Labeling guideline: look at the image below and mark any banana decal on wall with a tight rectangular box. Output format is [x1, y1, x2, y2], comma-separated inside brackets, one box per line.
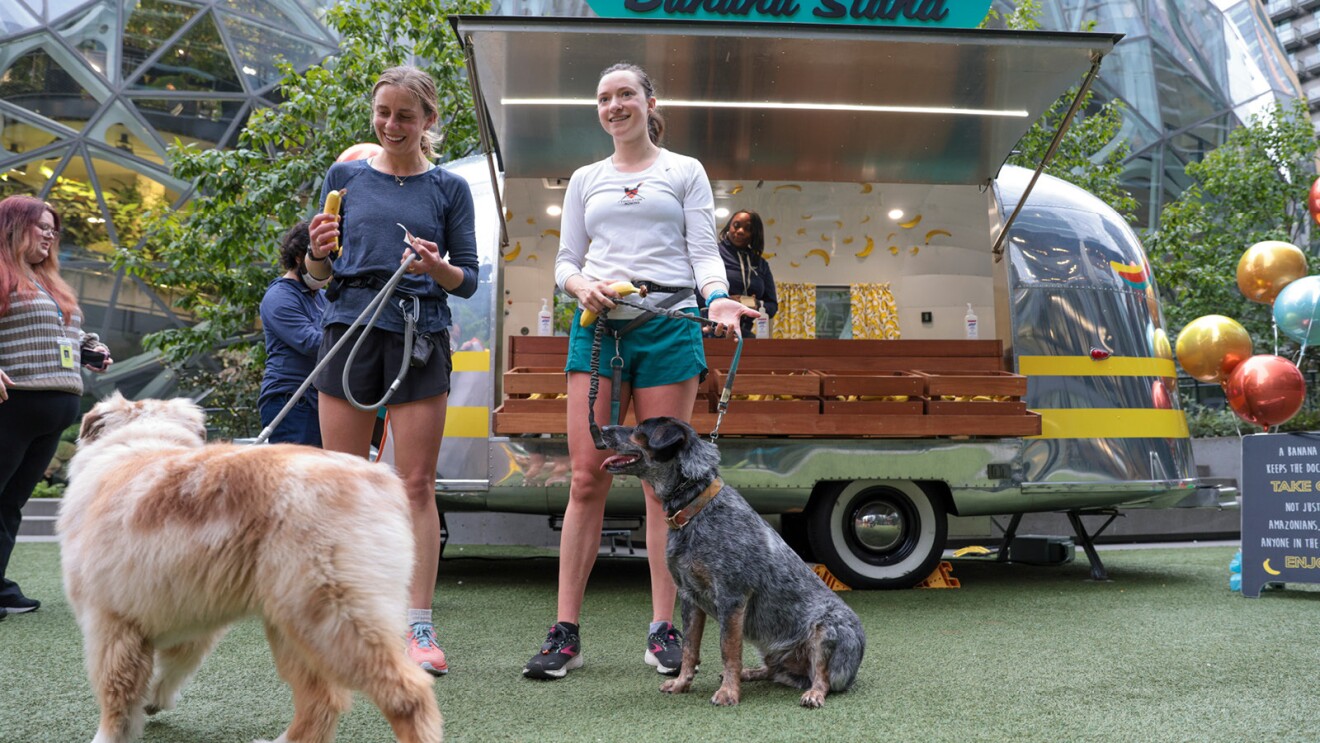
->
[775, 184, 802, 193]
[504, 241, 522, 262]
[805, 248, 831, 265]
[925, 229, 952, 244]
[898, 214, 923, 229]
[855, 236, 875, 258]
[860, 183, 873, 194]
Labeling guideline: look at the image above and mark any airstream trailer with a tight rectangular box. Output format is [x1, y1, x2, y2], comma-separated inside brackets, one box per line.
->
[420, 17, 1215, 589]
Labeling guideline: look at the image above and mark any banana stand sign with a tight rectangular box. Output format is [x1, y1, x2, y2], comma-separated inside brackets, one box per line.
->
[1241, 432, 1320, 597]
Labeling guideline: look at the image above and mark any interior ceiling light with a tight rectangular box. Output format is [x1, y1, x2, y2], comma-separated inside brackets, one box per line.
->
[546, 204, 562, 217]
[714, 207, 729, 219]
[503, 98, 1029, 118]
[888, 209, 904, 220]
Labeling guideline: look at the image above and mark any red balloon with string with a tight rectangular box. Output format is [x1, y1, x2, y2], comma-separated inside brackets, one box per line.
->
[1224, 355, 1306, 427]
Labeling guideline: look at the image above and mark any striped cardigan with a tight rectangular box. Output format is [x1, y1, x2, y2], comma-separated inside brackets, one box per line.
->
[0, 290, 87, 396]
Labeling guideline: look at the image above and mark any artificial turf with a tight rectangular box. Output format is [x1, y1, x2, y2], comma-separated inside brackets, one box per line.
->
[3, 542, 1317, 742]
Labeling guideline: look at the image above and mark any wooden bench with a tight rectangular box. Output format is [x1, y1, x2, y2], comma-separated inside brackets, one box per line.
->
[496, 337, 1040, 437]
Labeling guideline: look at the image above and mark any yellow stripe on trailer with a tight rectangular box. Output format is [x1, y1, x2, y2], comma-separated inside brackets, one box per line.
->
[1029, 408, 1189, 439]
[452, 349, 490, 372]
[443, 406, 490, 439]
[1018, 355, 1176, 377]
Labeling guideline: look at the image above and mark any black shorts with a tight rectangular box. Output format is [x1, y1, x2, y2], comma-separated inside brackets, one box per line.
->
[315, 324, 452, 405]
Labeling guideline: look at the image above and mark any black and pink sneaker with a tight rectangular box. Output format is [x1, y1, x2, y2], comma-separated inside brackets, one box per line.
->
[644, 621, 683, 676]
[523, 622, 583, 680]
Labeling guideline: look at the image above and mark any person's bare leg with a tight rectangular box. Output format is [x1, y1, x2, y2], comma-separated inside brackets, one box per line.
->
[386, 395, 448, 609]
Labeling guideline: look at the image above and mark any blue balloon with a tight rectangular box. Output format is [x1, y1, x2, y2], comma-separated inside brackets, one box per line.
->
[1273, 275, 1320, 344]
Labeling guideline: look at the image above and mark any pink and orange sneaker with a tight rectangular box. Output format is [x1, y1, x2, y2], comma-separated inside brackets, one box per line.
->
[407, 622, 448, 676]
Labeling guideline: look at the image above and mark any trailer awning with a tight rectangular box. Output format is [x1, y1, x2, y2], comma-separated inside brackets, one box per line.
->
[450, 16, 1120, 185]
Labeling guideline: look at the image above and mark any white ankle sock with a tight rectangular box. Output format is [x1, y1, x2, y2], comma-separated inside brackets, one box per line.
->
[408, 609, 433, 627]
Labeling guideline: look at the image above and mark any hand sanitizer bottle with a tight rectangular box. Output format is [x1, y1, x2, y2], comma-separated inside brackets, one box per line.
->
[754, 305, 770, 338]
[964, 304, 978, 340]
[538, 298, 553, 336]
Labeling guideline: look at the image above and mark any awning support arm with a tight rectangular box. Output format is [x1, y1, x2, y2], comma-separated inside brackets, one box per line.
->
[990, 51, 1105, 262]
[461, 32, 509, 251]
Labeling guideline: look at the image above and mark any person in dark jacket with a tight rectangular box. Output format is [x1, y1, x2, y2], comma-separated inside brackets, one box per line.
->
[709, 209, 777, 337]
[258, 221, 327, 446]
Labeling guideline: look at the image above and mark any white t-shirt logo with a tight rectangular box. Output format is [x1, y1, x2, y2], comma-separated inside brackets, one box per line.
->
[619, 181, 645, 205]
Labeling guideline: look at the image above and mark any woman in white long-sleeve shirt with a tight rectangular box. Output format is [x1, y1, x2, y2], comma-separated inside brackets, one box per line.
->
[523, 62, 759, 681]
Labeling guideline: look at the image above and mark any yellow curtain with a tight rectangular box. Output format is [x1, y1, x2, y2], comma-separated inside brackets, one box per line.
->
[774, 282, 816, 339]
[850, 282, 901, 339]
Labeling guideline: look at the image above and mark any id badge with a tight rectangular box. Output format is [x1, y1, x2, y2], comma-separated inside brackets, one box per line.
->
[58, 337, 76, 369]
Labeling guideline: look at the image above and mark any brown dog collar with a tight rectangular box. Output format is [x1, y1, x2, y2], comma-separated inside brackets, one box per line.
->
[665, 478, 722, 530]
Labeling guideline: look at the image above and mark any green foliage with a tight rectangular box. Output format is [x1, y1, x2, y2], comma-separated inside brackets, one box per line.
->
[189, 347, 266, 439]
[115, 0, 489, 371]
[29, 480, 65, 499]
[1145, 100, 1320, 351]
[1182, 403, 1262, 438]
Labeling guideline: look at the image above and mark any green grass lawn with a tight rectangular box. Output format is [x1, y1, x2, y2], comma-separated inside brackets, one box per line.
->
[3, 542, 1318, 742]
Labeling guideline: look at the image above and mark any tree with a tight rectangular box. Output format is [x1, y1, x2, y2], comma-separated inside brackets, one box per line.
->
[1144, 99, 1320, 347]
[115, 0, 488, 368]
[984, 0, 1137, 221]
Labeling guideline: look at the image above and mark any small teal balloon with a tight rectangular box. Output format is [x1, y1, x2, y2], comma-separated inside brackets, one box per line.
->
[1274, 275, 1320, 344]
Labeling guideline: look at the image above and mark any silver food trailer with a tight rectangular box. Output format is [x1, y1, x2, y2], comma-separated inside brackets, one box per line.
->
[420, 16, 1218, 588]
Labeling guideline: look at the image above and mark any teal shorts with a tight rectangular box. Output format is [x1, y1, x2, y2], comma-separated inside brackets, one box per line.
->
[566, 307, 706, 389]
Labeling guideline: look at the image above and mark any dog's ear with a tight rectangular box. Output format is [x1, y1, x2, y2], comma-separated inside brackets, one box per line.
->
[79, 391, 129, 442]
[646, 417, 691, 463]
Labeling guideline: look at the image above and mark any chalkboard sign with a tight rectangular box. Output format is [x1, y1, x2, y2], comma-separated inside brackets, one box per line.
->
[1241, 432, 1320, 598]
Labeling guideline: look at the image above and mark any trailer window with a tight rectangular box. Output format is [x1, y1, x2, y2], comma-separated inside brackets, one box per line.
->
[816, 287, 851, 339]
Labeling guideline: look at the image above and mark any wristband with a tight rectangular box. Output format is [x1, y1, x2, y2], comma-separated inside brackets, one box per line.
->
[707, 290, 731, 305]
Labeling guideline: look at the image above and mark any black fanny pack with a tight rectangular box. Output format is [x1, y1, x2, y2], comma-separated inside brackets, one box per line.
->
[325, 274, 390, 302]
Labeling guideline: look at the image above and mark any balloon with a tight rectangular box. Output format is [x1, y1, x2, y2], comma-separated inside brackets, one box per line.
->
[1236, 241, 1307, 304]
[1152, 378, 1173, 410]
[1273, 275, 1320, 345]
[1310, 176, 1320, 227]
[1175, 315, 1253, 383]
[337, 142, 382, 162]
[1224, 354, 1306, 427]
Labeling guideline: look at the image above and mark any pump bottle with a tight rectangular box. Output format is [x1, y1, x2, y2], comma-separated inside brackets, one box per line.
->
[537, 298, 553, 336]
[964, 304, 978, 340]
[754, 305, 770, 338]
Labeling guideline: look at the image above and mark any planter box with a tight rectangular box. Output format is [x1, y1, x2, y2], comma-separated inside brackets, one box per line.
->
[925, 400, 1028, 416]
[711, 369, 821, 397]
[819, 370, 925, 399]
[917, 370, 1028, 399]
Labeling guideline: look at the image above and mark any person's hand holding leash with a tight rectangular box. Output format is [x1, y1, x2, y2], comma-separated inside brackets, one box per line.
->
[400, 229, 449, 277]
[707, 295, 760, 339]
[575, 278, 630, 317]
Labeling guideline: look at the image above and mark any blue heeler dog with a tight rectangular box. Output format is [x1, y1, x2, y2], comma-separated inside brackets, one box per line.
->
[600, 417, 865, 708]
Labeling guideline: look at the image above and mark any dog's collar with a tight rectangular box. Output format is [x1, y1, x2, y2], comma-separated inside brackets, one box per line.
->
[665, 478, 722, 530]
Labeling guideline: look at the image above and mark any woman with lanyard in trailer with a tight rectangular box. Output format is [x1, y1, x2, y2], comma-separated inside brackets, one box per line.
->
[306, 66, 478, 676]
[0, 195, 112, 617]
[522, 62, 760, 681]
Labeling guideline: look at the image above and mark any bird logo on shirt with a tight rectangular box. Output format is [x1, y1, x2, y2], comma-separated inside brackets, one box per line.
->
[619, 181, 645, 205]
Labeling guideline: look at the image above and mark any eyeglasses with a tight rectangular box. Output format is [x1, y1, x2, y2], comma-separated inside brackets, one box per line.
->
[37, 226, 60, 238]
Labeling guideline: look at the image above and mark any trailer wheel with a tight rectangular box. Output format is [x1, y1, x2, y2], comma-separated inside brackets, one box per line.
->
[807, 480, 947, 590]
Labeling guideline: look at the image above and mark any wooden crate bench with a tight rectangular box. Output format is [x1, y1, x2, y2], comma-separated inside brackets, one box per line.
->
[495, 336, 1039, 437]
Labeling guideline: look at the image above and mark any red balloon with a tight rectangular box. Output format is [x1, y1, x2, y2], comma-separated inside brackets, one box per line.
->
[1224, 355, 1306, 427]
[337, 142, 382, 163]
[1152, 378, 1173, 410]
[1310, 176, 1320, 227]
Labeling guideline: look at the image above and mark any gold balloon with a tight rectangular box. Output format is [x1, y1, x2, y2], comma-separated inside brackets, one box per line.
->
[1175, 315, 1253, 383]
[1237, 241, 1307, 304]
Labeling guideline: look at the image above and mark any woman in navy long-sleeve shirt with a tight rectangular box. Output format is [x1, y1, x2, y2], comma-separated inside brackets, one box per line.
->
[258, 221, 326, 446]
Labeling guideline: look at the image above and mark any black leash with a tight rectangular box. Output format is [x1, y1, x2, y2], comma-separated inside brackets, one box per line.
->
[586, 289, 744, 449]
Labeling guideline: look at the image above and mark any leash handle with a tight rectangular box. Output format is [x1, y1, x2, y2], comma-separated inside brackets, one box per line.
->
[587, 313, 608, 449]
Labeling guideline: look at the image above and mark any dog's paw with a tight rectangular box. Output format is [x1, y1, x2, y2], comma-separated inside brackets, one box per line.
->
[800, 690, 826, 708]
[660, 678, 691, 694]
[710, 686, 740, 706]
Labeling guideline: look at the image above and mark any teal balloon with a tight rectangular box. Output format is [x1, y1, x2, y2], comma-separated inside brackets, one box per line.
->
[1274, 275, 1320, 344]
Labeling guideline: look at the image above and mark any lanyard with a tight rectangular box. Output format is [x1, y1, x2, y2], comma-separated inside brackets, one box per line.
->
[32, 280, 63, 325]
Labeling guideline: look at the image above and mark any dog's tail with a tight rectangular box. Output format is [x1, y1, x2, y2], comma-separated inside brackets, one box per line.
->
[828, 618, 866, 692]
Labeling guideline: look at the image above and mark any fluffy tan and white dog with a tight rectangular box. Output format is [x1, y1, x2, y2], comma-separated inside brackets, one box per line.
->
[59, 393, 442, 743]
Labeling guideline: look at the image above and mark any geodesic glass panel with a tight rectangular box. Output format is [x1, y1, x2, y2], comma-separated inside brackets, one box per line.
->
[131, 96, 243, 149]
[0, 46, 100, 132]
[48, 0, 100, 23]
[88, 151, 181, 251]
[218, 12, 325, 92]
[1152, 45, 1227, 135]
[44, 150, 114, 257]
[95, 97, 165, 165]
[0, 151, 55, 200]
[121, 0, 199, 85]
[132, 10, 241, 92]
[0, 3, 39, 36]
[0, 108, 65, 163]
[221, 0, 328, 40]
[54, 0, 121, 84]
